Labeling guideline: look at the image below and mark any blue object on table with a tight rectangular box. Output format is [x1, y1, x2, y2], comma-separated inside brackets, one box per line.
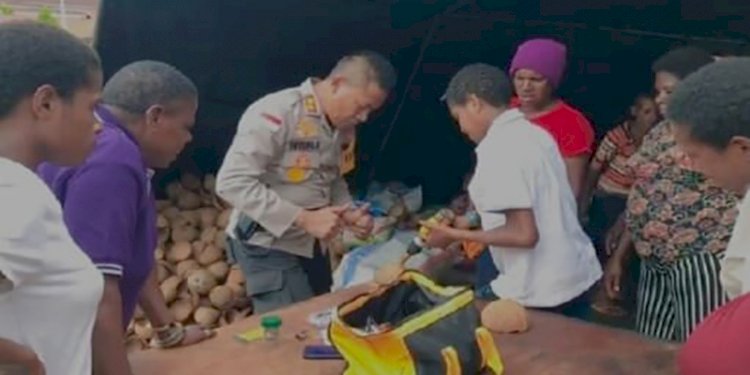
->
[303, 345, 343, 360]
[353, 200, 386, 217]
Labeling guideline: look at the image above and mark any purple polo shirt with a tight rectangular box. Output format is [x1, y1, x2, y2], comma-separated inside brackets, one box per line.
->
[38, 105, 157, 329]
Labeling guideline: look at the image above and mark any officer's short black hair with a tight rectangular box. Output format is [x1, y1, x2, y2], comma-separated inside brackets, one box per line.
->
[0, 21, 100, 120]
[442, 63, 512, 108]
[102, 60, 197, 115]
[652, 46, 715, 79]
[333, 50, 397, 92]
[668, 57, 750, 149]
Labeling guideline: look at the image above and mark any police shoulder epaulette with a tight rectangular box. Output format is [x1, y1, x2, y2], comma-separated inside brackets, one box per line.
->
[303, 94, 321, 117]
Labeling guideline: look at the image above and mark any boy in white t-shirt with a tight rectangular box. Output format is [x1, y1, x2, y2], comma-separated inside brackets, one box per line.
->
[0, 22, 103, 375]
[424, 63, 601, 319]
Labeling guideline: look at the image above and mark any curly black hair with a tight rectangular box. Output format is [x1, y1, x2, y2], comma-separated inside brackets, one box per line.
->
[0, 21, 100, 119]
[668, 57, 750, 149]
[442, 63, 512, 107]
[652, 46, 714, 80]
[102, 60, 197, 115]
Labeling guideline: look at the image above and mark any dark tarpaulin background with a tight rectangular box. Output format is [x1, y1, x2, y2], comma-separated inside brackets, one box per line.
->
[94, 0, 749, 204]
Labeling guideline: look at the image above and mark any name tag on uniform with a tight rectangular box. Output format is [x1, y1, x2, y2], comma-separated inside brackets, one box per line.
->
[288, 140, 320, 152]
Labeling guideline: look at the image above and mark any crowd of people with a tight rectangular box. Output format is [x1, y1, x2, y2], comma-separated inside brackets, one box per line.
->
[0, 19, 748, 375]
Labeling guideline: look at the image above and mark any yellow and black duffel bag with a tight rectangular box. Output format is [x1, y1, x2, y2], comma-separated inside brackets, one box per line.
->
[329, 271, 504, 375]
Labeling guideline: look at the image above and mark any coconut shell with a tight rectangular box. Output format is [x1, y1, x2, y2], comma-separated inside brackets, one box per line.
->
[374, 263, 403, 285]
[177, 191, 202, 210]
[194, 306, 221, 326]
[167, 242, 193, 263]
[166, 182, 183, 202]
[160, 276, 182, 303]
[203, 174, 216, 192]
[212, 195, 229, 210]
[133, 320, 153, 341]
[207, 261, 230, 281]
[180, 173, 202, 192]
[198, 297, 213, 308]
[154, 247, 165, 261]
[213, 231, 227, 250]
[217, 209, 232, 228]
[201, 193, 214, 207]
[176, 259, 201, 278]
[200, 227, 218, 244]
[227, 283, 246, 299]
[226, 266, 245, 286]
[180, 210, 201, 226]
[209, 285, 234, 310]
[156, 262, 171, 283]
[155, 200, 171, 212]
[158, 228, 170, 247]
[199, 208, 219, 229]
[163, 206, 181, 221]
[157, 215, 169, 229]
[171, 225, 198, 243]
[197, 245, 223, 266]
[481, 299, 530, 334]
[188, 241, 202, 257]
[187, 269, 218, 295]
[170, 298, 194, 323]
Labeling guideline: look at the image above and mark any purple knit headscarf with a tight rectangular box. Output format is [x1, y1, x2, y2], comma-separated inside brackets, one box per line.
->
[509, 38, 568, 89]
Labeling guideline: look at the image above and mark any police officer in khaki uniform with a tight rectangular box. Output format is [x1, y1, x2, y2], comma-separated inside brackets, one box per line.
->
[216, 51, 396, 313]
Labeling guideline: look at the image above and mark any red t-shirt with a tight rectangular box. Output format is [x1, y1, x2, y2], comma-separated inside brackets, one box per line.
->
[678, 293, 750, 375]
[511, 98, 595, 158]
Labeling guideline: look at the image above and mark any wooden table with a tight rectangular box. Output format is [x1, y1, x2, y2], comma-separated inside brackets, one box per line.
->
[130, 285, 679, 374]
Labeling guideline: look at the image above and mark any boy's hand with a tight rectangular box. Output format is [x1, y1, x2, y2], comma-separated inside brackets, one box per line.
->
[421, 221, 459, 248]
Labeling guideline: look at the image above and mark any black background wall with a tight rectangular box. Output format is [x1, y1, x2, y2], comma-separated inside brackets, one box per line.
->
[94, 0, 750, 203]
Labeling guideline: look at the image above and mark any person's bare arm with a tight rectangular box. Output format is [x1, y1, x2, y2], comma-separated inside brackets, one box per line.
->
[564, 155, 589, 202]
[603, 226, 634, 299]
[578, 163, 603, 218]
[426, 209, 538, 249]
[138, 268, 173, 328]
[92, 276, 132, 375]
[0, 338, 45, 375]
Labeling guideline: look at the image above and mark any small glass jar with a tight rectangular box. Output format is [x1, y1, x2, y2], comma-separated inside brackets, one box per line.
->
[261, 315, 282, 341]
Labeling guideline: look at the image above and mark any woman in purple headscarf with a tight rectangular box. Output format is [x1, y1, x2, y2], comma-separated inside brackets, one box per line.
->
[509, 38, 596, 201]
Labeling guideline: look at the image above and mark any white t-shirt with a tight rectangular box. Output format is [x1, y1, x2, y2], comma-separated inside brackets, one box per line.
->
[469, 109, 602, 307]
[720, 190, 750, 299]
[0, 157, 103, 375]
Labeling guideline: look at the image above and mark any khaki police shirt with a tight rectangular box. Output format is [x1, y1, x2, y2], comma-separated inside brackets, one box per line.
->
[216, 78, 352, 258]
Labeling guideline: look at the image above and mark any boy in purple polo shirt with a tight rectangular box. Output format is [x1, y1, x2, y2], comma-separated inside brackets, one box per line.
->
[38, 61, 212, 375]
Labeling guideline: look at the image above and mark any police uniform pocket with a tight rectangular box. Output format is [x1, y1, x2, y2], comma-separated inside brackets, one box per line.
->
[282, 142, 321, 184]
[245, 269, 284, 295]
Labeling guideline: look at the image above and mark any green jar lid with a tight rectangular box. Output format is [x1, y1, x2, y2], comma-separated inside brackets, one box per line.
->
[261, 315, 282, 329]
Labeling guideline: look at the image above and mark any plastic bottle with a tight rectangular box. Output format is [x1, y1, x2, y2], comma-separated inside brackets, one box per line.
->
[406, 208, 456, 255]
[261, 315, 282, 341]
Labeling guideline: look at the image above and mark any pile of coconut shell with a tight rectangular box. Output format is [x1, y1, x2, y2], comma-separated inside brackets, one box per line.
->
[126, 174, 251, 351]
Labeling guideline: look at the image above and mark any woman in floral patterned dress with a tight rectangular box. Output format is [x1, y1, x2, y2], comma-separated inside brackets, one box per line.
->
[602, 47, 738, 342]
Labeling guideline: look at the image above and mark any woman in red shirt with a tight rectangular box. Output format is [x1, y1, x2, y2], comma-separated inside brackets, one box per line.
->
[509, 38, 596, 200]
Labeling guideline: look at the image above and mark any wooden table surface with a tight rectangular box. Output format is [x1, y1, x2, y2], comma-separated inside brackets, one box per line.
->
[130, 285, 679, 375]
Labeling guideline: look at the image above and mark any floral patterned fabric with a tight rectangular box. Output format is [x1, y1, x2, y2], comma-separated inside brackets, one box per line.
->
[626, 121, 739, 264]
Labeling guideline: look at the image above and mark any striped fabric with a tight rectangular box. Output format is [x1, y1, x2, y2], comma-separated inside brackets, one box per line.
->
[592, 124, 638, 196]
[635, 252, 727, 342]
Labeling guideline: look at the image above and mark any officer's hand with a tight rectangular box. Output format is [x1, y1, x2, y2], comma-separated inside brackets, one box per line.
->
[343, 204, 374, 239]
[295, 207, 345, 240]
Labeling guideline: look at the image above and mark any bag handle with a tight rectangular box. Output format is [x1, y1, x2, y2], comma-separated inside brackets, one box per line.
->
[441, 346, 462, 375]
[476, 327, 505, 374]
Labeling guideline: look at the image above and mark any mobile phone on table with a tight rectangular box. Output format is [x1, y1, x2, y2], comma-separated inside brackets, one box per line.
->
[303, 345, 343, 360]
